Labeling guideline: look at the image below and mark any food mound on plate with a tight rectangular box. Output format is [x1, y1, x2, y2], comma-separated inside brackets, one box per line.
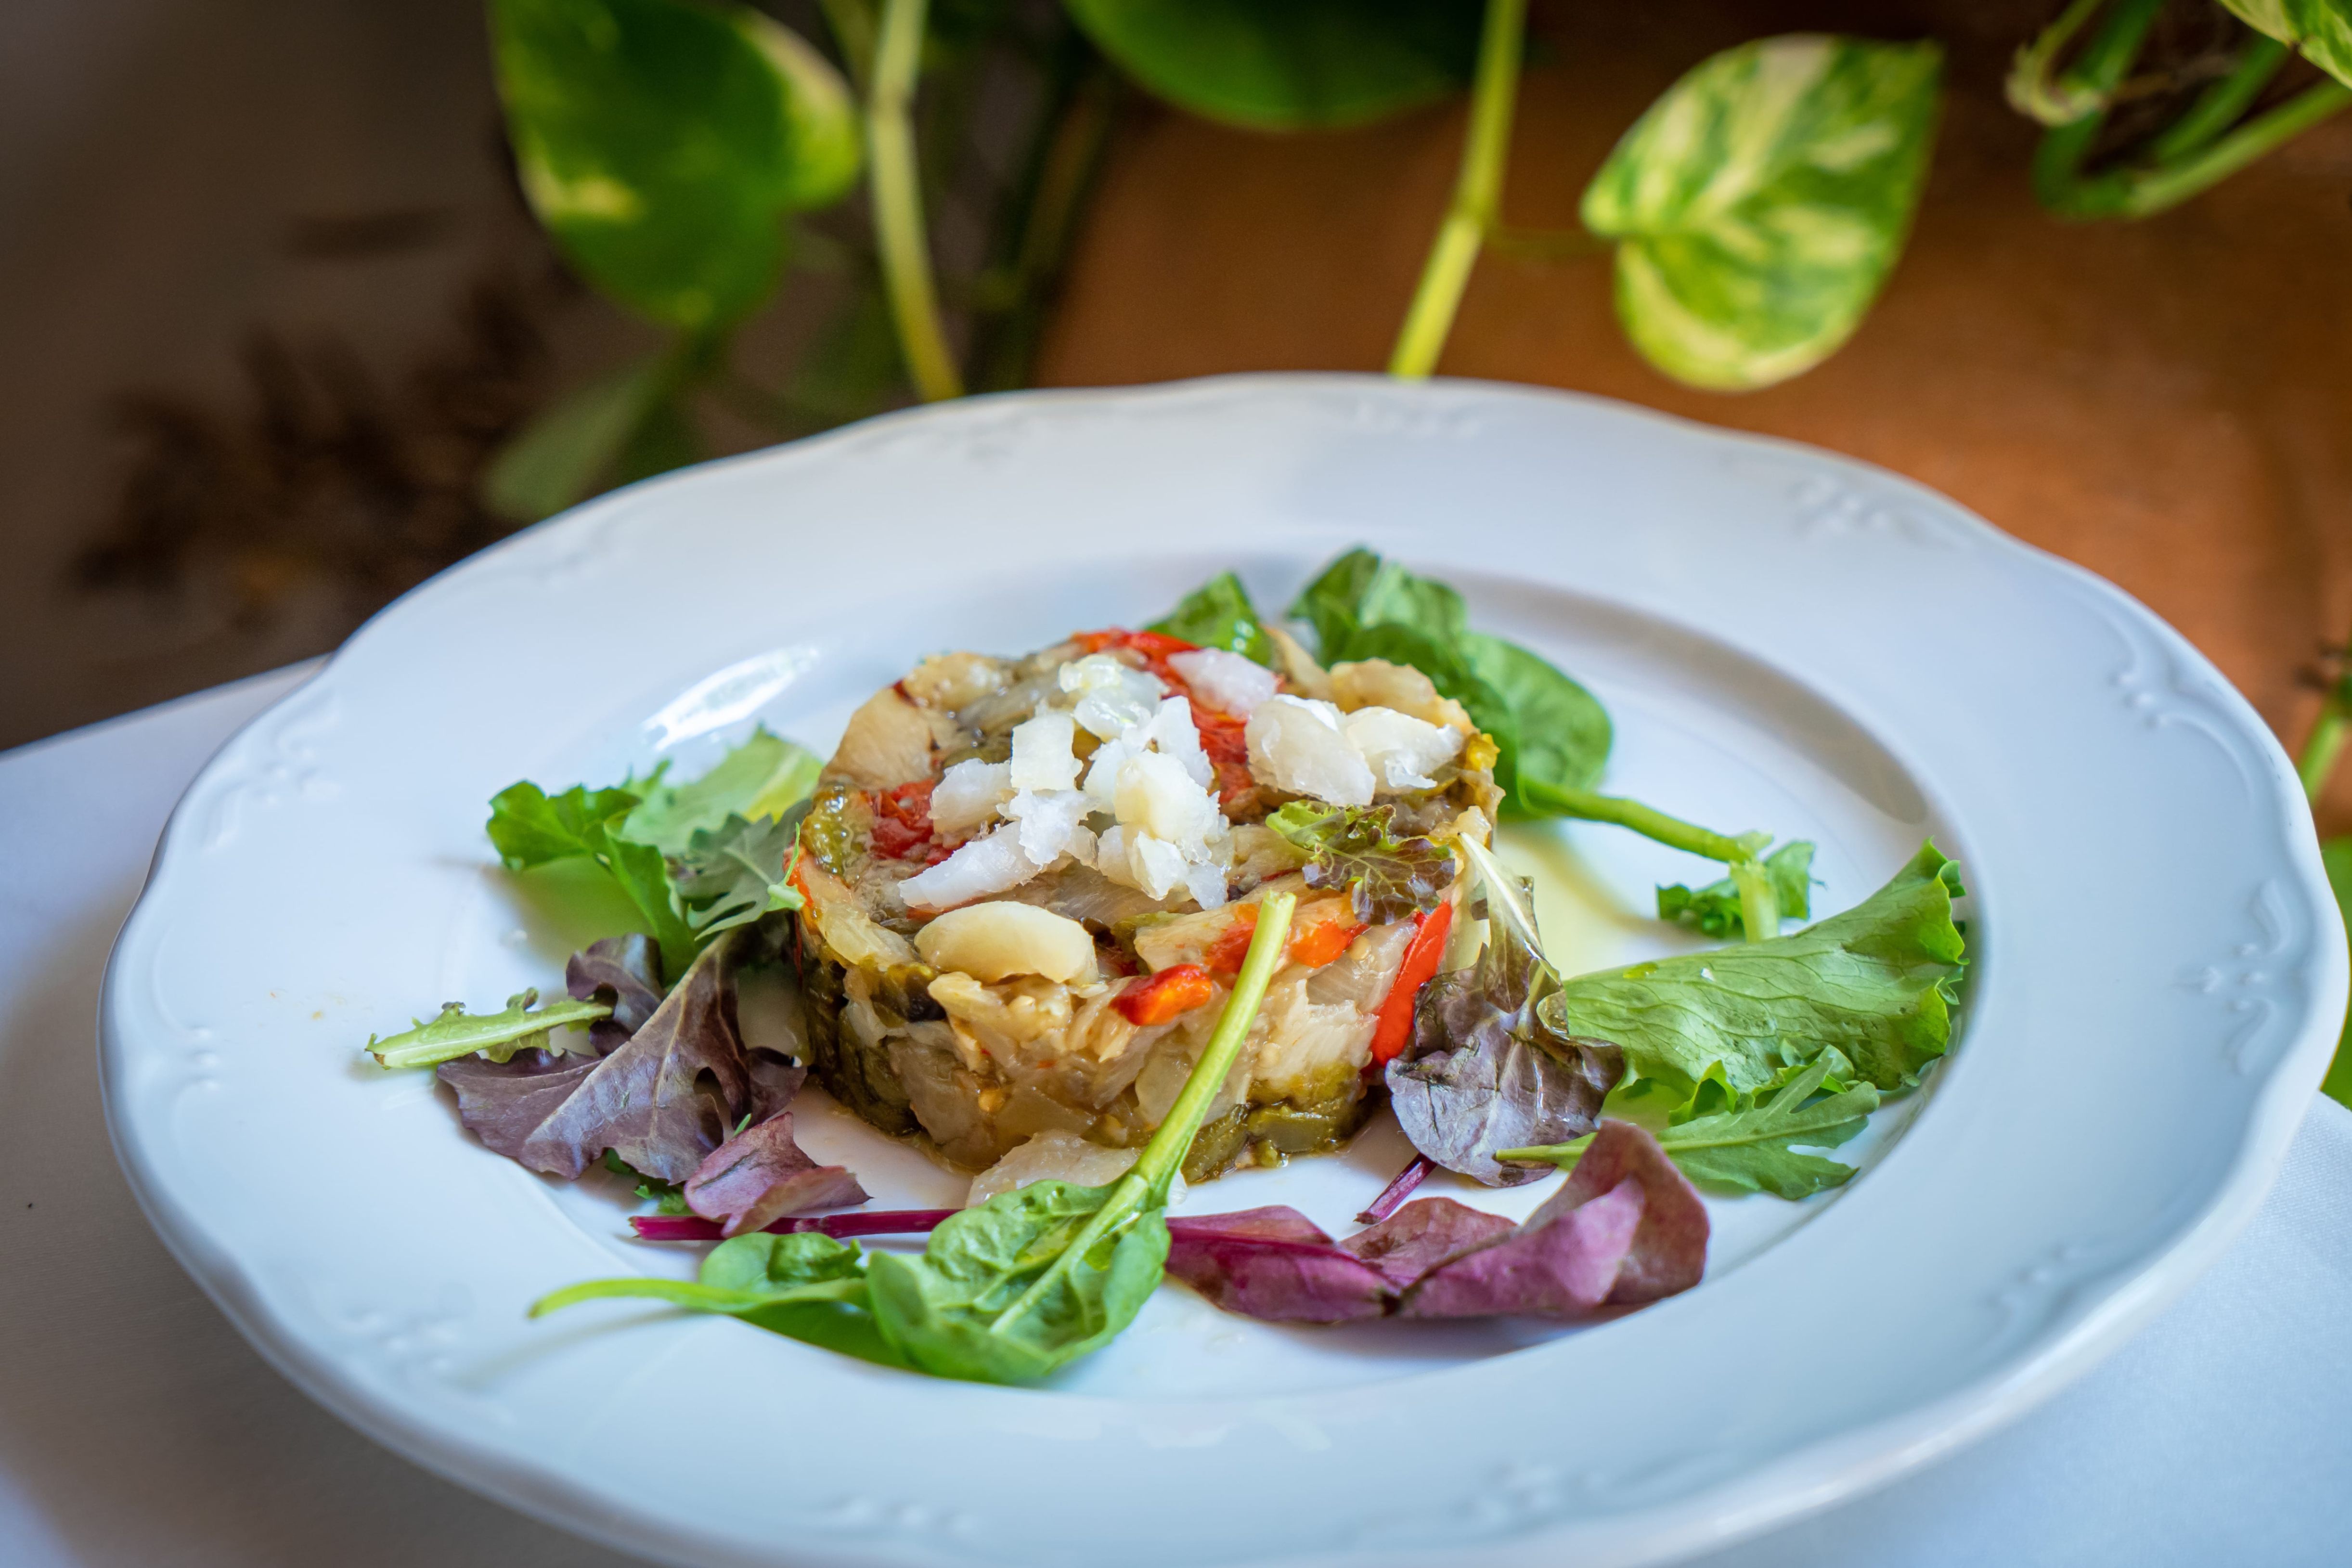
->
[790, 628, 1501, 1182]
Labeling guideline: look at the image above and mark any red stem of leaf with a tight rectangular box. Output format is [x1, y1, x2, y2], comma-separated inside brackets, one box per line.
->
[629, 1208, 958, 1242]
[1357, 1154, 1435, 1224]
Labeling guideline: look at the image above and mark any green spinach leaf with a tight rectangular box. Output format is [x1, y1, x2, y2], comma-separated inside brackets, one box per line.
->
[1063, 0, 1479, 131]
[1265, 801, 1459, 923]
[1149, 571, 1274, 664]
[1581, 35, 1942, 390]
[1460, 630, 1611, 803]
[1659, 840, 1817, 937]
[863, 890, 1299, 1383]
[1546, 842, 1964, 1102]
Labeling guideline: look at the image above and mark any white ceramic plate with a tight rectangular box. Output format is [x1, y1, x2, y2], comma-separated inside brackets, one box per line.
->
[101, 375, 2342, 1568]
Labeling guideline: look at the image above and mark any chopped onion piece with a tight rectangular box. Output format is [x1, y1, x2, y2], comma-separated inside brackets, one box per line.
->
[1169, 648, 1278, 716]
[898, 823, 1038, 910]
[1246, 695, 1375, 806]
[1009, 710, 1081, 792]
[930, 759, 1014, 834]
[1343, 705, 1463, 792]
[1059, 654, 1163, 738]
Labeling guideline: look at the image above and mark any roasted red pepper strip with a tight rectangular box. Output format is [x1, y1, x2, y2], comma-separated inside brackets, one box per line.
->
[1368, 901, 1453, 1065]
[1115, 964, 1216, 1026]
[1203, 903, 1260, 975]
[870, 778, 950, 865]
[1288, 908, 1369, 969]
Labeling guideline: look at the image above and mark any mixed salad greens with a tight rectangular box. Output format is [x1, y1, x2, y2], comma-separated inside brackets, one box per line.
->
[366, 546, 1967, 1383]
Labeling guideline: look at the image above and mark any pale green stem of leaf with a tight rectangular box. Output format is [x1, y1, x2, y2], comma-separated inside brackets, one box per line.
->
[2301, 690, 2351, 803]
[868, 0, 964, 402]
[1729, 858, 1780, 943]
[1518, 778, 1770, 866]
[818, 0, 878, 89]
[367, 996, 611, 1071]
[2005, 0, 2117, 125]
[529, 1274, 866, 1319]
[984, 892, 1297, 1337]
[2087, 78, 2352, 217]
[2145, 34, 2289, 161]
[1387, 0, 1527, 378]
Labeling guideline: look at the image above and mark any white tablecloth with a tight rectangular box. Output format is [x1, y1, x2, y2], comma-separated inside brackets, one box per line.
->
[2, 666, 2346, 1567]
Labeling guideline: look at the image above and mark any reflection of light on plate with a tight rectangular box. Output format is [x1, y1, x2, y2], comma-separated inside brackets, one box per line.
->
[1491, 820, 1664, 977]
[641, 646, 820, 749]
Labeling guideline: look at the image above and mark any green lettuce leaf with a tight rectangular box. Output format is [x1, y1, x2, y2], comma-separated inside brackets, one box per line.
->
[1149, 571, 1274, 664]
[1266, 800, 1459, 924]
[1658, 840, 1817, 937]
[487, 780, 700, 977]
[1503, 1053, 1878, 1199]
[623, 726, 820, 855]
[1546, 842, 1965, 1102]
[366, 988, 611, 1071]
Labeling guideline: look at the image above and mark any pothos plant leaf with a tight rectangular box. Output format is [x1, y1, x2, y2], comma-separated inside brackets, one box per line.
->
[1387, 835, 1624, 1186]
[482, 353, 672, 523]
[1658, 840, 1816, 937]
[1265, 801, 1459, 924]
[1063, 0, 1481, 131]
[1581, 34, 1943, 391]
[1148, 571, 1275, 665]
[1546, 842, 1965, 1105]
[2223, 1, 2352, 89]
[489, 0, 860, 332]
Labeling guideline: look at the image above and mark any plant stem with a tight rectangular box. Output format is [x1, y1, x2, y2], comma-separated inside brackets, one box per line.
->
[2094, 78, 2352, 217]
[2302, 683, 2352, 803]
[2029, 0, 2168, 211]
[1386, 0, 1527, 378]
[2145, 34, 2289, 161]
[1729, 859, 1780, 943]
[1518, 778, 1769, 865]
[988, 892, 1295, 1335]
[868, 0, 963, 402]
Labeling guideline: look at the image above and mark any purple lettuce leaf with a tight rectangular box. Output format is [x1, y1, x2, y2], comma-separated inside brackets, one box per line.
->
[1164, 1123, 1706, 1326]
[441, 930, 777, 1182]
[1387, 858, 1623, 1186]
[1399, 1121, 1707, 1319]
[1162, 1207, 1394, 1324]
[683, 1111, 869, 1238]
[565, 933, 663, 1053]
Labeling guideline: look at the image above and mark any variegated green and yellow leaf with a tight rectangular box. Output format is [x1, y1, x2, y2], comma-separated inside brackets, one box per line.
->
[490, 0, 860, 332]
[1581, 35, 1942, 392]
[2222, 0, 2352, 89]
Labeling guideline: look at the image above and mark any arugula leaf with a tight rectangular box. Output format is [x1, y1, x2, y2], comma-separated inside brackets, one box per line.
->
[1658, 841, 1817, 937]
[1148, 571, 1274, 664]
[1265, 801, 1458, 924]
[487, 780, 699, 977]
[366, 989, 610, 1071]
[1545, 842, 1965, 1103]
[623, 726, 820, 855]
[864, 891, 1300, 1383]
[1503, 1055, 1879, 1199]
[603, 1149, 692, 1214]
[1387, 836, 1623, 1185]
[673, 812, 805, 936]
